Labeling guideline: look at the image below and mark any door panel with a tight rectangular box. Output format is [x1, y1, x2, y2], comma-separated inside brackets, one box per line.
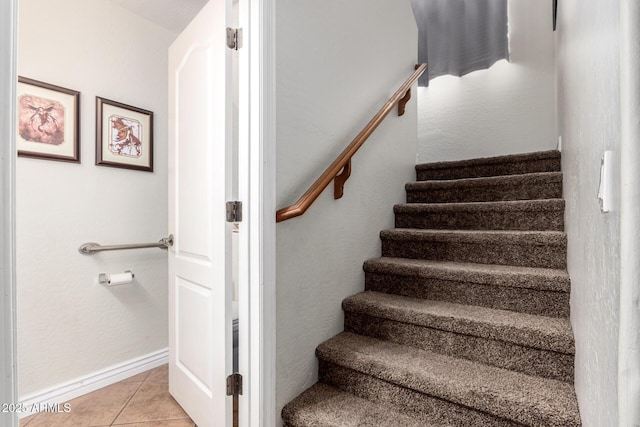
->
[175, 44, 212, 260]
[168, 0, 232, 425]
[176, 276, 212, 391]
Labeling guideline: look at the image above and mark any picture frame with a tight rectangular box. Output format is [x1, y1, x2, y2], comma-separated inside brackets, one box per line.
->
[16, 77, 80, 163]
[96, 97, 154, 172]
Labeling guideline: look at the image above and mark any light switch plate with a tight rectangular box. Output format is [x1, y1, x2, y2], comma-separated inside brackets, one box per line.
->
[598, 150, 614, 213]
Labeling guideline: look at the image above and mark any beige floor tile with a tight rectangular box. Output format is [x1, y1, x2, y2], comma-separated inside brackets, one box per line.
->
[20, 364, 194, 427]
[19, 413, 38, 426]
[27, 381, 141, 427]
[112, 419, 195, 426]
[121, 370, 152, 383]
[143, 365, 168, 385]
[112, 381, 188, 424]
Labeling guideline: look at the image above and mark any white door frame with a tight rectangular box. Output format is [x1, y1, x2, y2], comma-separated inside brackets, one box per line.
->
[1, 0, 18, 426]
[618, 0, 640, 425]
[0, 0, 276, 425]
[237, 0, 276, 425]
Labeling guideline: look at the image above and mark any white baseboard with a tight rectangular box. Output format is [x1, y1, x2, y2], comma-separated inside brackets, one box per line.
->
[17, 348, 168, 418]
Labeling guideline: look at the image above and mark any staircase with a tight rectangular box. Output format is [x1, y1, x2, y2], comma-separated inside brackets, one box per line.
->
[282, 150, 581, 426]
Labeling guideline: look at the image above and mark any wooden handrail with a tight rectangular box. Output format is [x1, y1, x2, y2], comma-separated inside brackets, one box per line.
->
[276, 63, 427, 223]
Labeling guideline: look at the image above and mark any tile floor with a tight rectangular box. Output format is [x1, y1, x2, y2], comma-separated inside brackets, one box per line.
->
[19, 364, 195, 427]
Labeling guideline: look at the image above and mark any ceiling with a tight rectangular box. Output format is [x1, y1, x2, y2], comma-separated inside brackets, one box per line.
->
[110, 0, 209, 33]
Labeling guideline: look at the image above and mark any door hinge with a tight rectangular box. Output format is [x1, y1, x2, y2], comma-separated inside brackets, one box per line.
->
[226, 373, 243, 396]
[226, 201, 243, 222]
[226, 27, 243, 50]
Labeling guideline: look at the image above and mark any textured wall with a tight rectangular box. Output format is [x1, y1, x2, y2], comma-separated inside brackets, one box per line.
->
[416, 0, 557, 163]
[17, 0, 175, 397]
[275, 0, 417, 424]
[556, 0, 621, 425]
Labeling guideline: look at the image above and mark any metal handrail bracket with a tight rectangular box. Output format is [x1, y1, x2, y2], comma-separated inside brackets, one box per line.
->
[275, 64, 427, 223]
[78, 234, 174, 255]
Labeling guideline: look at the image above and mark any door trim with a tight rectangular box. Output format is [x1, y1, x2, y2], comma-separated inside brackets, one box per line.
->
[0, 0, 18, 426]
[619, 0, 640, 424]
[238, 0, 276, 425]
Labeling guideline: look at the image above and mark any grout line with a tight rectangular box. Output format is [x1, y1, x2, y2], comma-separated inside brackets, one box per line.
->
[111, 417, 194, 426]
[108, 379, 147, 427]
[110, 422, 195, 427]
[19, 413, 37, 427]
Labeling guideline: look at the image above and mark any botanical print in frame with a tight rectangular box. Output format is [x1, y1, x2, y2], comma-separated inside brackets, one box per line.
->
[16, 77, 80, 163]
[96, 97, 154, 172]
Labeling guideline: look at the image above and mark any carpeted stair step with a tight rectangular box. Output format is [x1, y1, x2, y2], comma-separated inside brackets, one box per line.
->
[416, 150, 561, 181]
[343, 291, 574, 382]
[406, 172, 562, 203]
[281, 383, 426, 427]
[364, 257, 570, 317]
[317, 332, 581, 427]
[282, 150, 580, 426]
[394, 199, 564, 231]
[381, 229, 567, 269]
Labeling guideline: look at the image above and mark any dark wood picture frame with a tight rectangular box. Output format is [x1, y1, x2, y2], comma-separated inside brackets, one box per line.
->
[16, 77, 81, 163]
[96, 97, 154, 172]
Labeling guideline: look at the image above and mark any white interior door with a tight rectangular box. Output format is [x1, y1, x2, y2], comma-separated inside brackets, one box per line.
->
[168, 0, 233, 425]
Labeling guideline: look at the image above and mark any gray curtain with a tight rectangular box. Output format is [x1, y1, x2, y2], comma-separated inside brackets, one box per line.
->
[410, 0, 509, 86]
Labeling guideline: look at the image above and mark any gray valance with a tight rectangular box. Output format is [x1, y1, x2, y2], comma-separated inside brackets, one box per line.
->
[410, 0, 509, 86]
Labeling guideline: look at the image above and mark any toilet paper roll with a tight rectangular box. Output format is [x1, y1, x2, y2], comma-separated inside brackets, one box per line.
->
[107, 272, 133, 286]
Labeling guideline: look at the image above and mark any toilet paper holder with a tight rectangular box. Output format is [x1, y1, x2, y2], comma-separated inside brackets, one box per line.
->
[99, 270, 135, 286]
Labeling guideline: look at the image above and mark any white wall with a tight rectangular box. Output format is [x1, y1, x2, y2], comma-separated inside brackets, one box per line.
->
[417, 0, 556, 163]
[556, 0, 621, 425]
[17, 0, 175, 397]
[275, 0, 417, 423]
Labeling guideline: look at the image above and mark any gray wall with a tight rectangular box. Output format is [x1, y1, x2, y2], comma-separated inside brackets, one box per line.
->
[275, 0, 418, 424]
[556, 0, 621, 424]
[417, 0, 557, 163]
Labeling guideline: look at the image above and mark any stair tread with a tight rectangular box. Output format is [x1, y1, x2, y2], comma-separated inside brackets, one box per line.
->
[381, 228, 566, 244]
[395, 199, 564, 213]
[282, 383, 428, 427]
[416, 150, 561, 172]
[343, 291, 574, 353]
[364, 257, 570, 292]
[406, 171, 562, 190]
[317, 332, 581, 426]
